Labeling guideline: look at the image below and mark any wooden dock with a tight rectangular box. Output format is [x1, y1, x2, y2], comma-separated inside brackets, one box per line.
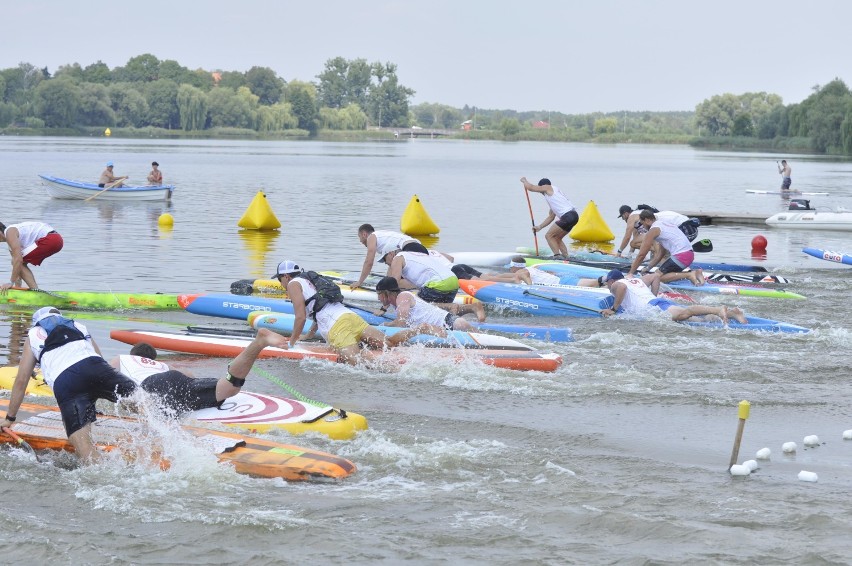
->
[681, 212, 768, 226]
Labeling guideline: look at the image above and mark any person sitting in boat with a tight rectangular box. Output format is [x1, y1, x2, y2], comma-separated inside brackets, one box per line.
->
[98, 161, 128, 188]
[600, 270, 747, 323]
[0, 220, 63, 292]
[108, 328, 287, 417]
[627, 210, 705, 286]
[274, 260, 442, 366]
[375, 276, 477, 332]
[351, 224, 428, 291]
[520, 176, 579, 259]
[381, 246, 486, 322]
[147, 161, 163, 185]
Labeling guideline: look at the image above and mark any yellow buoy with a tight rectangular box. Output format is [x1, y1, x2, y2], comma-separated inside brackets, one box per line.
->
[400, 194, 440, 236]
[238, 190, 281, 230]
[158, 213, 174, 227]
[104, 127, 111, 137]
[569, 200, 615, 242]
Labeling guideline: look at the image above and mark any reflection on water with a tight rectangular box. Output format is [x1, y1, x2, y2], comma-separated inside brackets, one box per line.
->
[238, 229, 281, 278]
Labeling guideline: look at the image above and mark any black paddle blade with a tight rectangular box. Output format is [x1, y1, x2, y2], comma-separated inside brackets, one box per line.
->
[692, 239, 713, 253]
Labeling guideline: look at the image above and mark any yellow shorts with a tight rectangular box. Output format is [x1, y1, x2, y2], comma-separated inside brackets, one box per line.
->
[327, 313, 369, 350]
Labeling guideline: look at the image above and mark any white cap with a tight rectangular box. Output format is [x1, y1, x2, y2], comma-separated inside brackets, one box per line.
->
[273, 260, 302, 277]
[377, 244, 399, 264]
[32, 306, 61, 325]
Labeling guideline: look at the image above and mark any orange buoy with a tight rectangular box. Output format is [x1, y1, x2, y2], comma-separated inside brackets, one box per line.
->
[751, 235, 767, 251]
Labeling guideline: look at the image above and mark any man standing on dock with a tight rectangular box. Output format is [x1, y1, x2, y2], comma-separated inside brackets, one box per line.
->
[778, 159, 792, 192]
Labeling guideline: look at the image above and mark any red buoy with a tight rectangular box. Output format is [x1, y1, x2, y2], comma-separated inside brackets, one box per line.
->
[751, 235, 768, 251]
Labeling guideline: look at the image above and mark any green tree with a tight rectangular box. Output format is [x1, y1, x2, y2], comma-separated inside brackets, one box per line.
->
[54, 63, 84, 82]
[316, 57, 372, 110]
[0, 102, 17, 127]
[82, 61, 111, 84]
[77, 83, 116, 126]
[1, 62, 46, 106]
[109, 84, 149, 127]
[257, 102, 298, 131]
[286, 80, 318, 132]
[217, 71, 246, 90]
[594, 117, 618, 134]
[0, 74, 6, 102]
[33, 78, 80, 127]
[367, 62, 414, 127]
[207, 86, 256, 128]
[500, 118, 521, 136]
[145, 79, 179, 128]
[245, 66, 284, 105]
[176, 83, 208, 131]
[116, 53, 161, 82]
[731, 113, 754, 137]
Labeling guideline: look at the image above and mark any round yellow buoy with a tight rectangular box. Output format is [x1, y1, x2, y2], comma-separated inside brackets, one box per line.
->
[104, 127, 112, 137]
[158, 213, 174, 227]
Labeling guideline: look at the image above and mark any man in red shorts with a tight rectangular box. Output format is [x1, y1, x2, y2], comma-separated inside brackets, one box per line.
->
[0, 220, 64, 291]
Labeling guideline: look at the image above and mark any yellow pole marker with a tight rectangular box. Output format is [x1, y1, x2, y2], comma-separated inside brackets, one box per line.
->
[728, 400, 751, 470]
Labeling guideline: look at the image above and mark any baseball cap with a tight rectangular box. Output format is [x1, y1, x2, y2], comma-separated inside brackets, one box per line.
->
[273, 260, 301, 277]
[617, 205, 633, 218]
[377, 243, 398, 264]
[604, 269, 624, 282]
[375, 276, 400, 292]
[504, 258, 527, 268]
[32, 306, 61, 325]
[106, 161, 114, 167]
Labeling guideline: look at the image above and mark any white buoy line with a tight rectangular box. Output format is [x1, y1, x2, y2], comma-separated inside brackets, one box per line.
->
[729, 430, 852, 481]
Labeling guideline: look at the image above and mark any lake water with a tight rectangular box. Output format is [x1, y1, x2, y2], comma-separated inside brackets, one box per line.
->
[1, 137, 851, 564]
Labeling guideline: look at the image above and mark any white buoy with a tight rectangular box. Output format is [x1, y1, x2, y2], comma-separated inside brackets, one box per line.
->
[743, 459, 759, 471]
[756, 447, 771, 460]
[730, 465, 751, 476]
[782, 442, 797, 453]
[842, 429, 852, 440]
[798, 470, 818, 483]
[803, 435, 820, 447]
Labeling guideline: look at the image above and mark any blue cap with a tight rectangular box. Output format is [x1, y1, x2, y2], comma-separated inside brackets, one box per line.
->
[604, 269, 624, 282]
[106, 161, 114, 167]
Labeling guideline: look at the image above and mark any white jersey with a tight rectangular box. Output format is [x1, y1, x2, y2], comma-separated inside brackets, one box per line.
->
[118, 354, 170, 385]
[399, 252, 457, 289]
[528, 267, 560, 285]
[655, 211, 689, 226]
[652, 219, 691, 255]
[614, 278, 657, 316]
[8, 222, 53, 255]
[291, 277, 351, 340]
[399, 291, 451, 327]
[543, 186, 575, 217]
[28, 319, 96, 388]
[373, 230, 419, 254]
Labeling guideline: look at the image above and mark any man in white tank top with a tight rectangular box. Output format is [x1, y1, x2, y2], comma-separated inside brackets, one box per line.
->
[601, 270, 746, 323]
[0, 220, 64, 291]
[627, 210, 705, 286]
[520, 177, 579, 259]
[374, 276, 473, 331]
[351, 223, 427, 290]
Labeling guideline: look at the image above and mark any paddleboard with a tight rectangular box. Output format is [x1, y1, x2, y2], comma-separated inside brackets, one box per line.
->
[532, 262, 805, 300]
[459, 279, 611, 317]
[110, 329, 563, 372]
[247, 311, 536, 351]
[0, 399, 355, 481]
[802, 247, 852, 266]
[518, 249, 769, 273]
[746, 190, 829, 196]
[0, 288, 181, 309]
[0, 367, 366, 440]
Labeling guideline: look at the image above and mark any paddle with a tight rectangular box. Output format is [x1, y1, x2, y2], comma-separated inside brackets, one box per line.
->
[692, 239, 713, 253]
[84, 177, 127, 202]
[523, 187, 540, 256]
[2, 426, 39, 461]
[9, 286, 67, 300]
[522, 288, 605, 315]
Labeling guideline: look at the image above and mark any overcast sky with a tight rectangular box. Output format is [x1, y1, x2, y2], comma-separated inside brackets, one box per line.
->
[2, 0, 850, 114]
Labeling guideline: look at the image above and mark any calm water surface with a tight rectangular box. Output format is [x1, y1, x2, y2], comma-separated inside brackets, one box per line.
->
[1, 137, 851, 564]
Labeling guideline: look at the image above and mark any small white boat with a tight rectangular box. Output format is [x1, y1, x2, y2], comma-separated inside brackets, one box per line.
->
[39, 174, 174, 201]
[765, 210, 852, 231]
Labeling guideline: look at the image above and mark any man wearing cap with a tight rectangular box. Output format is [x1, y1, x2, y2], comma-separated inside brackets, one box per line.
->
[601, 269, 746, 323]
[274, 260, 434, 365]
[520, 176, 578, 259]
[351, 224, 428, 290]
[147, 161, 163, 185]
[381, 247, 486, 322]
[0, 307, 139, 463]
[98, 161, 127, 188]
[627, 210, 705, 286]
[374, 276, 475, 332]
[0, 220, 64, 291]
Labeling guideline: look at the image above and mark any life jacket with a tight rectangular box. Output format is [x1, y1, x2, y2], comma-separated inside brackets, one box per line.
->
[36, 316, 86, 362]
[296, 271, 343, 319]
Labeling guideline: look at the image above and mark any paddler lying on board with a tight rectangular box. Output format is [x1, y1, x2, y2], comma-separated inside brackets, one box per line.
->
[600, 270, 747, 323]
[275, 260, 444, 366]
[107, 328, 287, 417]
[374, 276, 478, 332]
